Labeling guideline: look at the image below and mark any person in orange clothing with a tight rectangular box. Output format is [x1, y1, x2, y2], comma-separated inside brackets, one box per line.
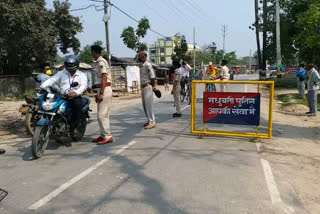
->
[206, 62, 220, 92]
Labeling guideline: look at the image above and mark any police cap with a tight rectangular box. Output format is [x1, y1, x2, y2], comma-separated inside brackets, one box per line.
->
[91, 45, 103, 54]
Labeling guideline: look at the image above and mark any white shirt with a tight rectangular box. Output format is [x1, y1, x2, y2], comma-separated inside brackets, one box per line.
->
[41, 69, 88, 95]
[181, 64, 192, 77]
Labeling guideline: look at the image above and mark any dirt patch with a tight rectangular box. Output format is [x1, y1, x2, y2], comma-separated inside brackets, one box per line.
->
[282, 103, 309, 113]
[260, 88, 320, 213]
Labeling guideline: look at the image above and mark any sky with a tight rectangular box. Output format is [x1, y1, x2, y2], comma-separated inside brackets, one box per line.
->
[46, 0, 257, 58]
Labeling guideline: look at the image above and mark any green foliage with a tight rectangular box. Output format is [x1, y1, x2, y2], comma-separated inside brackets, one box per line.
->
[0, 0, 82, 75]
[23, 88, 36, 98]
[121, 17, 150, 53]
[171, 39, 191, 66]
[79, 41, 106, 64]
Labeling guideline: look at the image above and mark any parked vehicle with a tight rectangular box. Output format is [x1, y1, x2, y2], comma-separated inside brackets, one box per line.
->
[19, 96, 41, 136]
[32, 83, 90, 159]
[269, 66, 277, 77]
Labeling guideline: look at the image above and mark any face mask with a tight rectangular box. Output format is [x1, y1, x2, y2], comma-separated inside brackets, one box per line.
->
[46, 70, 52, 76]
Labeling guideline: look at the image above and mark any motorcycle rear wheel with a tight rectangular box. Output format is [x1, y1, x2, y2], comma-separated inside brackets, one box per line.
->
[25, 112, 35, 136]
[70, 115, 87, 141]
[32, 126, 50, 159]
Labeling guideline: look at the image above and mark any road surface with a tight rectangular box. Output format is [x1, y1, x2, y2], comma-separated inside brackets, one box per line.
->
[0, 74, 306, 213]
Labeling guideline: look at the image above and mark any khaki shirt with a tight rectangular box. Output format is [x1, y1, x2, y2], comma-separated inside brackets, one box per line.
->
[96, 56, 111, 84]
[140, 61, 155, 85]
[219, 66, 229, 80]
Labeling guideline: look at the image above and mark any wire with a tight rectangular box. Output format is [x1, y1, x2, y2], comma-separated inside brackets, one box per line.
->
[183, 0, 207, 17]
[108, 2, 167, 38]
[70, 4, 103, 12]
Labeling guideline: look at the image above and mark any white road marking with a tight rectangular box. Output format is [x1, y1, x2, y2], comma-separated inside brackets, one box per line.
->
[28, 141, 137, 210]
[260, 159, 282, 204]
[181, 105, 190, 112]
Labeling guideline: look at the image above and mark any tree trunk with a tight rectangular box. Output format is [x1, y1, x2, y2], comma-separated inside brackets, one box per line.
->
[262, 0, 267, 70]
[255, 0, 262, 69]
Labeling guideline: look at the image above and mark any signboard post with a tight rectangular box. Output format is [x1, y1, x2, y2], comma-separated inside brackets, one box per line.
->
[203, 92, 261, 126]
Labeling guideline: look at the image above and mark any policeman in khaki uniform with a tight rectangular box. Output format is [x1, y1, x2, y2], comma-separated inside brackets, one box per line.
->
[91, 45, 113, 145]
[172, 62, 182, 117]
[138, 51, 157, 129]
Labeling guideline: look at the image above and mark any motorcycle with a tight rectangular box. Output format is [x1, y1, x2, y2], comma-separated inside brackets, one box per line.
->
[32, 82, 90, 159]
[19, 96, 41, 136]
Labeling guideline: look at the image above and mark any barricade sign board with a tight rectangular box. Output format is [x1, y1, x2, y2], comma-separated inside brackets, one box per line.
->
[203, 92, 261, 125]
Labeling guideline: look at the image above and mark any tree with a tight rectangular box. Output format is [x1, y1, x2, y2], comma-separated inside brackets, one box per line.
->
[78, 41, 106, 64]
[0, 0, 82, 75]
[171, 39, 191, 67]
[295, 0, 320, 65]
[206, 42, 217, 64]
[121, 17, 150, 53]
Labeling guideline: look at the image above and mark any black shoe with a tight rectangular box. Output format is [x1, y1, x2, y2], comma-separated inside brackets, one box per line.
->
[172, 113, 182, 117]
[0, 149, 6, 154]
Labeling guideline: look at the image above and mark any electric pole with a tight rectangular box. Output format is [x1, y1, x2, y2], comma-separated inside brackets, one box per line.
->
[276, 0, 281, 67]
[103, 0, 111, 66]
[222, 25, 228, 60]
[193, 27, 196, 75]
[249, 49, 252, 73]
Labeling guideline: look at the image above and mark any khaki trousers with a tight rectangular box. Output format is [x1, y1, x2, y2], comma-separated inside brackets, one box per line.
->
[97, 87, 112, 139]
[142, 85, 155, 125]
[174, 88, 182, 114]
[220, 80, 227, 92]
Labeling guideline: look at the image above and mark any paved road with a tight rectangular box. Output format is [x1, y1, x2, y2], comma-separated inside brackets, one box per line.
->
[0, 74, 305, 213]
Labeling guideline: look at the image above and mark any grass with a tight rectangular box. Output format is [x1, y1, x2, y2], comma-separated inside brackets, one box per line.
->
[277, 93, 320, 110]
[266, 77, 297, 90]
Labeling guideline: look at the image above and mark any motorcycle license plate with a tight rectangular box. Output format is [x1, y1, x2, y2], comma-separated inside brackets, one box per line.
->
[19, 107, 29, 113]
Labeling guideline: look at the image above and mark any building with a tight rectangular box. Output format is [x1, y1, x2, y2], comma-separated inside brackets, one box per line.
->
[149, 34, 200, 65]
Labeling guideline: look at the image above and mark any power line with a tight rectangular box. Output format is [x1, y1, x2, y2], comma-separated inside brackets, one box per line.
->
[183, 0, 207, 17]
[87, 0, 167, 38]
[176, 0, 205, 19]
[70, 4, 103, 12]
[161, 0, 191, 24]
[140, 0, 169, 23]
[108, 1, 167, 38]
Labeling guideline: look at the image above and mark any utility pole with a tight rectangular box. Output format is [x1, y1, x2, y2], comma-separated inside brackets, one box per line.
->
[193, 27, 196, 76]
[249, 49, 252, 73]
[275, 0, 281, 67]
[221, 25, 228, 60]
[103, 0, 111, 66]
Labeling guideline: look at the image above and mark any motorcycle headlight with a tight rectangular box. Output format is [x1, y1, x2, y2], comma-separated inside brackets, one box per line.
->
[42, 101, 55, 111]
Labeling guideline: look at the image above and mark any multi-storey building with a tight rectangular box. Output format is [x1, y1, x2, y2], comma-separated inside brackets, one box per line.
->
[149, 35, 200, 65]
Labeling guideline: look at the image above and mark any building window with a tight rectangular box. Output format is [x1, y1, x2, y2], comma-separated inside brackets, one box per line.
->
[151, 59, 155, 63]
[161, 57, 165, 62]
[160, 48, 165, 53]
[150, 49, 156, 54]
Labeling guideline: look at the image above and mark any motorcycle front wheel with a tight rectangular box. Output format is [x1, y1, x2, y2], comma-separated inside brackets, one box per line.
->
[32, 125, 50, 159]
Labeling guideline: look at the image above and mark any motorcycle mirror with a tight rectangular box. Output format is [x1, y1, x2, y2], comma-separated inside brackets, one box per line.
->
[70, 82, 79, 87]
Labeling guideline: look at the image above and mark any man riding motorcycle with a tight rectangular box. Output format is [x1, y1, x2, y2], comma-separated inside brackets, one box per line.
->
[36, 55, 88, 132]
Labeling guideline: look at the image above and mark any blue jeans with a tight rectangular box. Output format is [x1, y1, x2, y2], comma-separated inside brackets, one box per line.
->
[308, 90, 318, 114]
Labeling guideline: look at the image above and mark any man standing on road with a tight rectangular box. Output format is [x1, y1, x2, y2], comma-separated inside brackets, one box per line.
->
[139, 51, 157, 129]
[306, 64, 320, 117]
[296, 64, 306, 99]
[217, 60, 229, 92]
[172, 62, 182, 117]
[180, 61, 192, 92]
[91, 45, 113, 145]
